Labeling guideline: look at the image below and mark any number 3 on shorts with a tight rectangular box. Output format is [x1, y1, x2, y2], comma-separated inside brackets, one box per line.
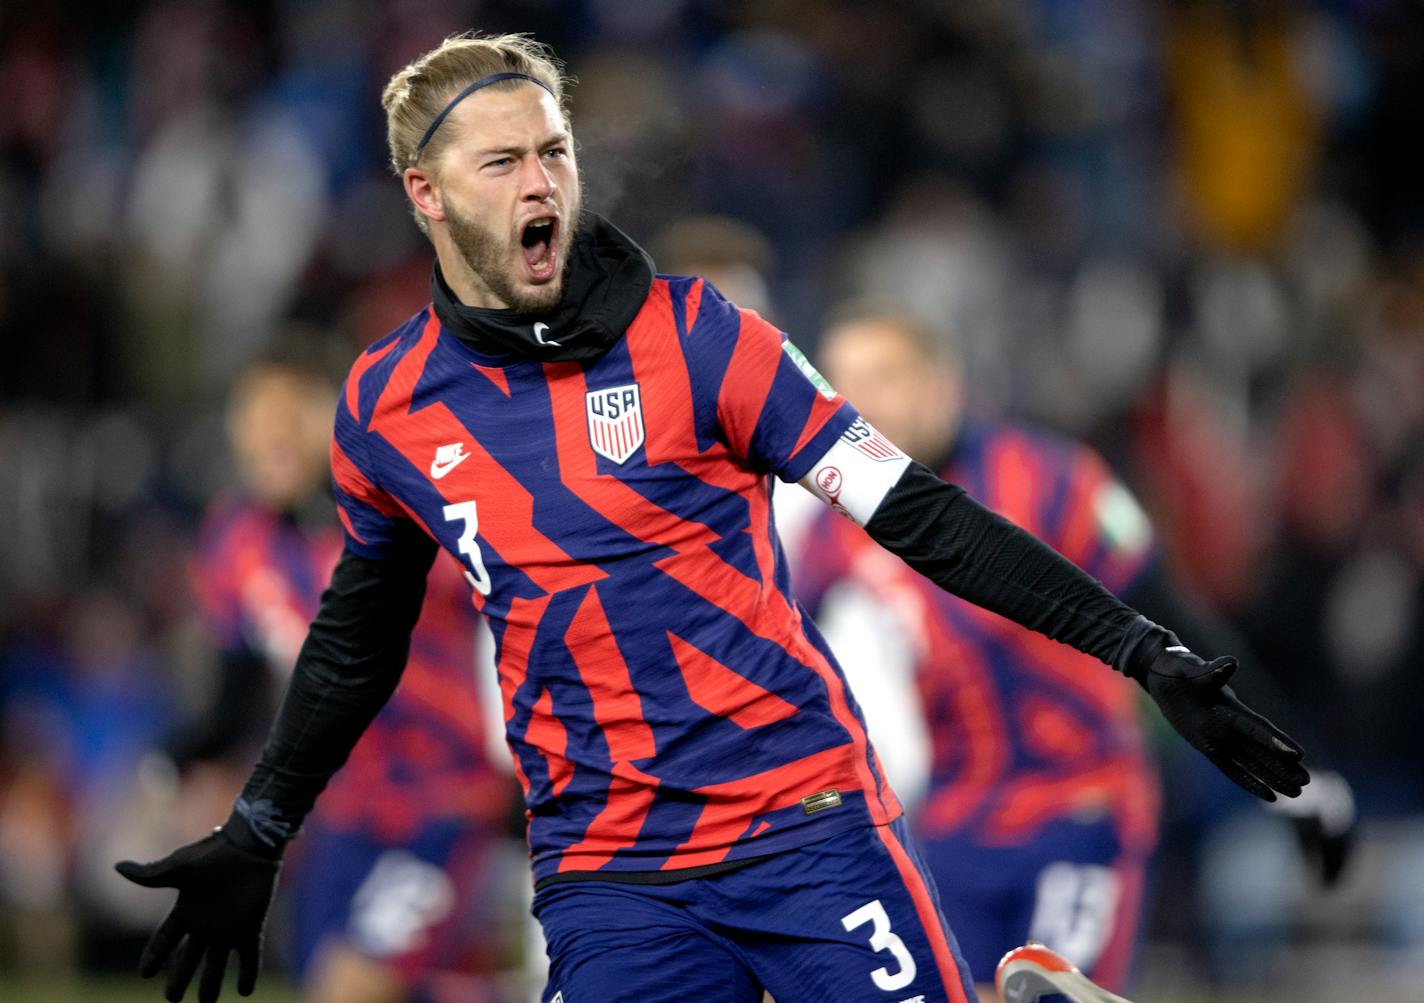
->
[841, 898, 917, 992]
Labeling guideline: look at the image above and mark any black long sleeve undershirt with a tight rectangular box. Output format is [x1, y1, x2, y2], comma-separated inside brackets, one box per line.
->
[230, 528, 437, 854]
[863, 460, 1169, 676]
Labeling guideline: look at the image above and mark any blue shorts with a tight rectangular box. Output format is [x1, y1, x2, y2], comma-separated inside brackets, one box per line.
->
[283, 818, 507, 990]
[532, 817, 977, 1003]
[920, 816, 1148, 990]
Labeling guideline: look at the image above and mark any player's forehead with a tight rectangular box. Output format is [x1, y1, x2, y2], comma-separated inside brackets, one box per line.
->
[824, 318, 927, 370]
[234, 370, 305, 411]
[230, 367, 331, 426]
[441, 84, 569, 153]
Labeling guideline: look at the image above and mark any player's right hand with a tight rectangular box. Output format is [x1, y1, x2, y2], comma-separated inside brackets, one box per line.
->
[1140, 643, 1310, 803]
[115, 824, 281, 1003]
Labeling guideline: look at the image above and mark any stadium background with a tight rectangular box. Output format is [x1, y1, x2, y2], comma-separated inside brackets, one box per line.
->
[1, 1, 1421, 1000]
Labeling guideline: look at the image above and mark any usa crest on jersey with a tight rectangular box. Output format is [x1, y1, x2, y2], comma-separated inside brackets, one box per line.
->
[585, 383, 645, 464]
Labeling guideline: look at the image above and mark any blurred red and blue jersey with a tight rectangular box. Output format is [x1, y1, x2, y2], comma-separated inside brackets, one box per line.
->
[332, 278, 901, 882]
[193, 496, 505, 842]
[795, 420, 1161, 855]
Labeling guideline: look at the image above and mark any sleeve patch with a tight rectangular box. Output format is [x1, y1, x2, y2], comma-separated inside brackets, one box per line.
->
[1093, 480, 1152, 556]
[781, 340, 838, 400]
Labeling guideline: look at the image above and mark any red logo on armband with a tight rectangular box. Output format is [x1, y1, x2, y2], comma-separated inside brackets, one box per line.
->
[816, 466, 843, 496]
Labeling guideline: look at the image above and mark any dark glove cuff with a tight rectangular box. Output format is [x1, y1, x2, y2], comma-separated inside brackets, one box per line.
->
[1114, 615, 1177, 685]
[221, 798, 294, 861]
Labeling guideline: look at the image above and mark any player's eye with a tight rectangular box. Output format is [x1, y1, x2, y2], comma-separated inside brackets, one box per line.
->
[484, 157, 514, 170]
[542, 147, 567, 161]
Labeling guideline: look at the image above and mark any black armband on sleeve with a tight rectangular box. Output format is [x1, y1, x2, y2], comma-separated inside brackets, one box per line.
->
[234, 529, 438, 853]
[864, 461, 1168, 675]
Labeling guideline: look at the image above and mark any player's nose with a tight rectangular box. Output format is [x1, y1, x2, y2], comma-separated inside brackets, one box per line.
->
[519, 153, 555, 201]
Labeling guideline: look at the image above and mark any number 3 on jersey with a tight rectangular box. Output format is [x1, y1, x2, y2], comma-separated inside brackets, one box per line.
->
[442, 500, 492, 595]
[841, 898, 917, 992]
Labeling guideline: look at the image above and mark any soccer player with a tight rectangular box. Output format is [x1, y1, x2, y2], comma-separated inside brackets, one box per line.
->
[183, 359, 513, 1003]
[116, 33, 1308, 1003]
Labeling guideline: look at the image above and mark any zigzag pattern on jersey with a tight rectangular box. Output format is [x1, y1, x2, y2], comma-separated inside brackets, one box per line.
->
[332, 278, 899, 879]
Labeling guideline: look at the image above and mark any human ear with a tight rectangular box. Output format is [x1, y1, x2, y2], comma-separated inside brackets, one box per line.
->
[403, 167, 445, 224]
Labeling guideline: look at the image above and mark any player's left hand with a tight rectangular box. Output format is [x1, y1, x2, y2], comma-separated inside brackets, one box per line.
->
[1140, 645, 1309, 802]
[115, 822, 280, 1002]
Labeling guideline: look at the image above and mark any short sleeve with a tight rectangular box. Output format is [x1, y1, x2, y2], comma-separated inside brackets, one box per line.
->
[330, 389, 411, 559]
[1047, 446, 1157, 595]
[686, 281, 856, 482]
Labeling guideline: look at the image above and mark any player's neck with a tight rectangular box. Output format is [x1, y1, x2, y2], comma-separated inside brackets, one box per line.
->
[433, 246, 506, 310]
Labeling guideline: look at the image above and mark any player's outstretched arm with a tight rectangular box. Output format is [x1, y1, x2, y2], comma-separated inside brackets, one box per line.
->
[116, 531, 437, 1002]
[821, 457, 1308, 801]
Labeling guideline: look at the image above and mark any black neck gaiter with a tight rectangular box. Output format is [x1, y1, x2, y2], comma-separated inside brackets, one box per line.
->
[430, 213, 655, 363]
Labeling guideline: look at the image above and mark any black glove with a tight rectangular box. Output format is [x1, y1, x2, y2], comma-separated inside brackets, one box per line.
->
[1130, 634, 1309, 802]
[1270, 768, 1358, 885]
[115, 811, 282, 1003]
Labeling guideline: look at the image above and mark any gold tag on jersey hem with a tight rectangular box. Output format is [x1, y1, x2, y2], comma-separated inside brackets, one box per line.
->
[801, 789, 842, 815]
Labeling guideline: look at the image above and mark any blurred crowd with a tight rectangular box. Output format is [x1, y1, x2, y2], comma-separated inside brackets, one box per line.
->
[2, 0, 1423, 996]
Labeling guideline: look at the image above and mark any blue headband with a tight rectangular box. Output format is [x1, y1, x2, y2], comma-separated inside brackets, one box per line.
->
[415, 72, 557, 153]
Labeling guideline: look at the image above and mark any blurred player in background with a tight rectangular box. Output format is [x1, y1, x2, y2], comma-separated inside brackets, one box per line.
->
[794, 310, 1160, 997]
[793, 308, 1354, 998]
[183, 357, 514, 1003]
[650, 215, 778, 321]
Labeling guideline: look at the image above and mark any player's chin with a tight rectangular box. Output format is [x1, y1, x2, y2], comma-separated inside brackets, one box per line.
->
[508, 272, 564, 314]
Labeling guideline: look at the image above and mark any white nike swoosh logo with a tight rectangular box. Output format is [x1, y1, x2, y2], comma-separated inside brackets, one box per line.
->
[430, 452, 470, 479]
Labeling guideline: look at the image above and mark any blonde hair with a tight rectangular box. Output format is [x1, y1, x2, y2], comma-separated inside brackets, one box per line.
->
[381, 33, 571, 225]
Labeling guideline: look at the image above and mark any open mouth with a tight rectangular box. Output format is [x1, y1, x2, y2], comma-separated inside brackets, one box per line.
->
[519, 216, 558, 281]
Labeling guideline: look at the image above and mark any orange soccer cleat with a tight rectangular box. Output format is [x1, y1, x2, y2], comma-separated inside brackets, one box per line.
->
[995, 943, 1137, 1003]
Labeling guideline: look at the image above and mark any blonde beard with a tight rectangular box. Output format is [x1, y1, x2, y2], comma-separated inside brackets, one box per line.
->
[443, 197, 579, 315]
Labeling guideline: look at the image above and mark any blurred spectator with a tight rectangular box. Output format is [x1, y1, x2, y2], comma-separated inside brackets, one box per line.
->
[1164, 0, 1325, 253]
[0, 587, 176, 972]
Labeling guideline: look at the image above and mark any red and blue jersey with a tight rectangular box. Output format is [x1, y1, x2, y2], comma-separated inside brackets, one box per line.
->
[331, 277, 901, 881]
[194, 499, 337, 666]
[193, 496, 504, 842]
[795, 420, 1161, 855]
